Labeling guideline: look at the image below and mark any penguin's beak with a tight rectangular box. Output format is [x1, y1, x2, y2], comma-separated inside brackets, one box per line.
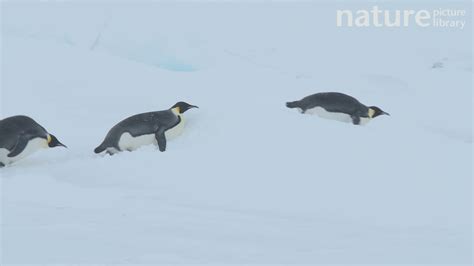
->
[48, 134, 68, 148]
[54, 141, 67, 148]
[190, 105, 199, 109]
[383, 111, 390, 116]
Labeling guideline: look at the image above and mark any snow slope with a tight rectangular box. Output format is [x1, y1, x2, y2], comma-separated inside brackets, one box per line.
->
[1, 1, 472, 265]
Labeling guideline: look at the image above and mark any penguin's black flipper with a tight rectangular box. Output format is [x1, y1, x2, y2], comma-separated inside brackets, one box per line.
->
[8, 134, 30, 157]
[155, 128, 167, 152]
[351, 115, 361, 125]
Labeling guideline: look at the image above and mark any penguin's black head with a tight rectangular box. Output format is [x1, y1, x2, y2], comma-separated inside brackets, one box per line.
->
[47, 134, 67, 148]
[171, 101, 199, 114]
[369, 106, 390, 118]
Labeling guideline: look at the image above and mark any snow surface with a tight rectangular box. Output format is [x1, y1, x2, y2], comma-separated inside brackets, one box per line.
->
[1, 1, 472, 265]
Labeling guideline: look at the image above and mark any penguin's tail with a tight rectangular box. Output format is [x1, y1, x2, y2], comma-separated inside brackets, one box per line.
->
[94, 143, 106, 154]
[286, 101, 300, 109]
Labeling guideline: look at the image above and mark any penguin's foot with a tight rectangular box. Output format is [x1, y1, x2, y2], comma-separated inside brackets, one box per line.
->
[0, 162, 5, 168]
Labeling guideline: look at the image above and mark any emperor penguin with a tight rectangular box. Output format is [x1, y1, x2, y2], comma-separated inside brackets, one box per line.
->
[94, 101, 198, 155]
[286, 92, 389, 125]
[0, 115, 67, 167]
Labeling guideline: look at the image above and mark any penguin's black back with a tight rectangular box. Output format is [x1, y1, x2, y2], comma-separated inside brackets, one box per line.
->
[288, 92, 369, 116]
[0, 116, 48, 150]
[97, 109, 180, 150]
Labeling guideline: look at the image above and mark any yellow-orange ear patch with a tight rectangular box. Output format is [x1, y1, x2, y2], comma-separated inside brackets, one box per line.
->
[368, 108, 375, 118]
[172, 106, 181, 114]
[47, 134, 52, 144]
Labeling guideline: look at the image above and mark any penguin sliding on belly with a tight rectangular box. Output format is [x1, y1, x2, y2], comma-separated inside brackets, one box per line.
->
[0, 116, 67, 167]
[94, 101, 198, 155]
[286, 92, 389, 125]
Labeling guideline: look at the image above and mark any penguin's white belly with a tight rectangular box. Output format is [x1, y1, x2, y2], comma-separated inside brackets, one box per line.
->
[305, 107, 353, 123]
[359, 117, 371, 125]
[118, 133, 156, 151]
[305, 107, 371, 125]
[165, 117, 185, 140]
[117, 118, 185, 151]
[0, 138, 48, 165]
